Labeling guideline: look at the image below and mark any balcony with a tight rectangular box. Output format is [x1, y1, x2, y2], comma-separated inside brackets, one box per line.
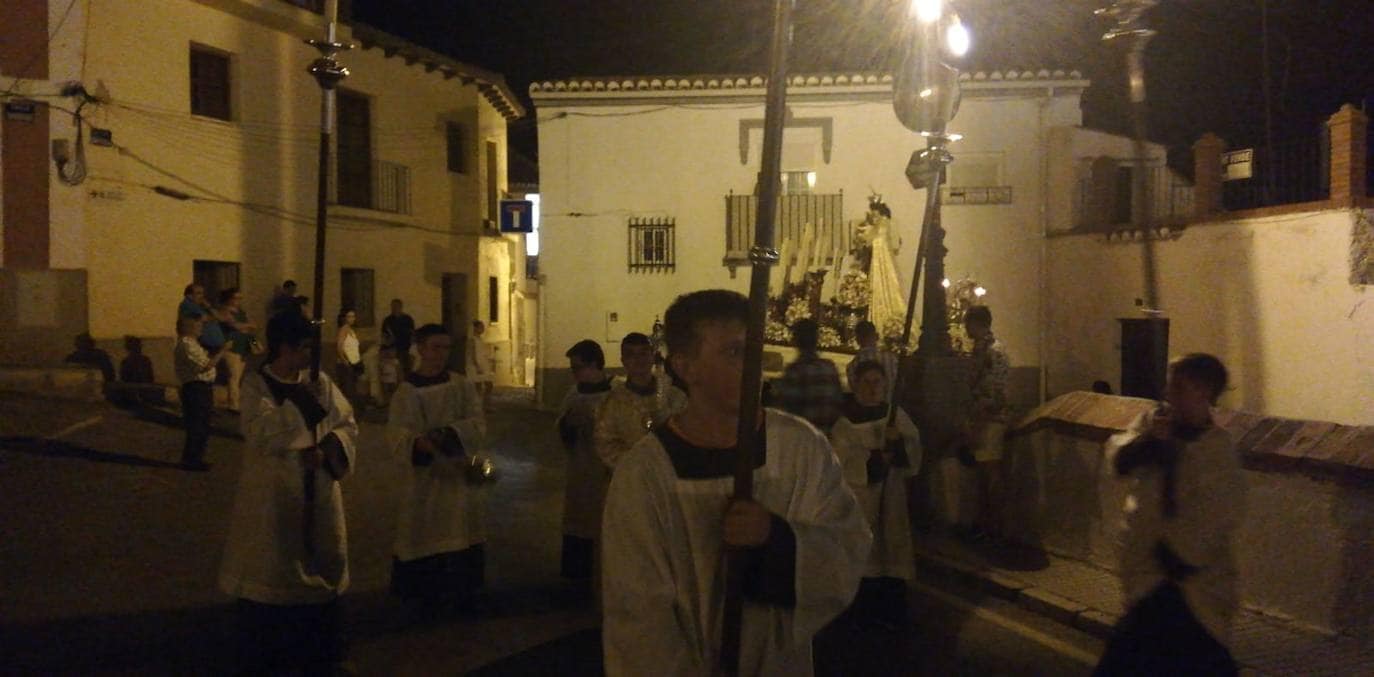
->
[328, 158, 412, 216]
[724, 191, 847, 266]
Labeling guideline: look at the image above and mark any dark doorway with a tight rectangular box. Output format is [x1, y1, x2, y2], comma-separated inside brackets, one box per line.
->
[442, 272, 468, 373]
[192, 259, 240, 304]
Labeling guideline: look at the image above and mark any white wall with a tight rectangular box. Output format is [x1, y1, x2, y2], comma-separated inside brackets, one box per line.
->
[1045, 208, 1374, 425]
[534, 79, 1098, 401]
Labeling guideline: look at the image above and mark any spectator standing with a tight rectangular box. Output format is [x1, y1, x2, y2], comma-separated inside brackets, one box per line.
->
[380, 298, 416, 375]
[556, 339, 613, 583]
[772, 318, 844, 432]
[961, 305, 1010, 541]
[335, 308, 362, 406]
[217, 287, 258, 413]
[386, 324, 488, 616]
[466, 320, 495, 412]
[174, 313, 225, 470]
[179, 283, 209, 321]
[1095, 354, 1245, 676]
[219, 310, 357, 675]
[65, 332, 115, 382]
[266, 280, 299, 318]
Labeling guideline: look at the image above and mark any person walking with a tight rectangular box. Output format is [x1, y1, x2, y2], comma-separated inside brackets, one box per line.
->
[556, 339, 613, 584]
[381, 298, 416, 376]
[466, 320, 495, 412]
[772, 318, 844, 432]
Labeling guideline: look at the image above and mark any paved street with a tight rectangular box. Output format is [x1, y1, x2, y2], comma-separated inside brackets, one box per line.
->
[1, 388, 1100, 675]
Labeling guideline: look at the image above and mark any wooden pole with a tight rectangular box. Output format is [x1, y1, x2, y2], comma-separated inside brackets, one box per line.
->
[719, 1, 793, 673]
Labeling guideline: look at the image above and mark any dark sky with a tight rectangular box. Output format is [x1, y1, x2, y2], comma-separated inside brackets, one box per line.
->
[351, 0, 1374, 162]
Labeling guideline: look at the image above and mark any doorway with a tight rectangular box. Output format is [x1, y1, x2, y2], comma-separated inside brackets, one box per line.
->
[442, 272, 468, 373]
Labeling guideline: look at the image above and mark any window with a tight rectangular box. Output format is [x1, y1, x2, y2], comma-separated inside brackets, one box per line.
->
[340, 268, 375, 328]
[485, 140, 499, 225]
[189, 46, 231, 121]
[943, 152, 1013, 205]
[336, 90, 372, 209]
[487, 276, 499, 324]
[781, 171, 816, 195]
[628, 217, 676, 272]
[193, 260, 240, 305]
[446, 123, 465, 174]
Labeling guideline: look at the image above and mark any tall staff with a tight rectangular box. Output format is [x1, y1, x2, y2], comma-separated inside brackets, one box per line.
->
[303, 0, 351, 560]
[721, 1, 793, 674]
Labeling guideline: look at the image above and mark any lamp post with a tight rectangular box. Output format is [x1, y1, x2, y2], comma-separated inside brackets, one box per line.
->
[892, 0, 969, 357]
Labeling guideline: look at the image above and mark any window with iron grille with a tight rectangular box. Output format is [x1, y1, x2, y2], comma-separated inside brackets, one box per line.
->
[340, 267, 375, 328]
[629, 218, 675, 272]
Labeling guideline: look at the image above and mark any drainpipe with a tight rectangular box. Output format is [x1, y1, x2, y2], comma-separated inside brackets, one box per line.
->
[1037, 88, 1053, 404]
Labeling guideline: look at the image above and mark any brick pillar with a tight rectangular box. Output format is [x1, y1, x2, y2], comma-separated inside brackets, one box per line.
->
[1327, 104, 1369, 203]
[1192, 133, 1225, 217]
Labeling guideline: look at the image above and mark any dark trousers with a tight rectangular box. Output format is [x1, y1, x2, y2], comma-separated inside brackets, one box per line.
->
[179, 380, 213, 464]
[561, 535, 595, 580]
[1094, 582, 1238, 677]
[391, 544, 486, 604]
[235, 597, 343, 676]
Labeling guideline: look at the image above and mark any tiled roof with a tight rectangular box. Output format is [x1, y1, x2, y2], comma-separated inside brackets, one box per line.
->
[529, 69, 1084, 95]
[351, 24, 525, 120]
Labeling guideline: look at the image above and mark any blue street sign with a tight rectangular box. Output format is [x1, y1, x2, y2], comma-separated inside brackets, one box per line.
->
[499, 200, 534, 233]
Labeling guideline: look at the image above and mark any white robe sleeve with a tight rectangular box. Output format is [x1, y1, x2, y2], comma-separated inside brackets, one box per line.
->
[602, 448, 701, 676]
[778, 419, 872, 644]
[1163, 431, 1246, 567]
[828, 418, 871, 488]
[386, 382, 425, 465]
[445, 376, 486, 449]
[241, 370, 356, 464]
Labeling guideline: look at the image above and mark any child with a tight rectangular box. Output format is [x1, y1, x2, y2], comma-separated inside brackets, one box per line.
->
[601, 290, 869, 675]
[174, 313, 225, 470]
[386, 324, 488, 615]
[556, 339, 613, 582]
[830, 360, 922, 629]
[1095, 353, 1246, 676]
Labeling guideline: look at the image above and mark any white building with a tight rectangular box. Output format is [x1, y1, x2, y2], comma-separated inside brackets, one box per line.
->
[530, 71, 1176, 406]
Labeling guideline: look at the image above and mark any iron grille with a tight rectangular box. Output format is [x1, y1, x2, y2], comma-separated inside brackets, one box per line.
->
[629, 218, 675, 272]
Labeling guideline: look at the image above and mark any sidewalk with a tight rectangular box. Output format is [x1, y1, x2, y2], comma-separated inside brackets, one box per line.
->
[913, 533, 1374, 676]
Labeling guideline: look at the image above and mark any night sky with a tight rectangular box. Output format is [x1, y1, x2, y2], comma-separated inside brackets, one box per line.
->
[351, 0, 1374, 163]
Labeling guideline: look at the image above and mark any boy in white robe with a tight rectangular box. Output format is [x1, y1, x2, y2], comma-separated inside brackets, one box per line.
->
[830, 359, 922, 628]
[1095, 353, 1246, 676]
[219, 311, 358, 675]
[593, 331, 687, 469]
[558, 339, 613, 580]
[386, 323, 488, 614]
[602, 289, 871, 676]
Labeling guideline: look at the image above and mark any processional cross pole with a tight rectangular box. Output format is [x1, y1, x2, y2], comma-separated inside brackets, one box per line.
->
[302, 0, 352, 562]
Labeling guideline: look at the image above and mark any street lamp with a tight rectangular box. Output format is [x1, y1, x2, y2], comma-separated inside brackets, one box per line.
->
[893, 0, 969, 356]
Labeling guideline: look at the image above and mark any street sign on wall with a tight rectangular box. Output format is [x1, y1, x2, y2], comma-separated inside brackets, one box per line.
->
[499, 200, 534, 233]
[1222, 148, 1253, 181]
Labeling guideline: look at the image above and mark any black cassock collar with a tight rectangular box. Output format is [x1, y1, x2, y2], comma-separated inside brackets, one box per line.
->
[654, 419, 766, 480]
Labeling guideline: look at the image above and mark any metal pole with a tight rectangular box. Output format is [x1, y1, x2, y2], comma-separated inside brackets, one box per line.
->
[304, 0, 351, 561]
[720, 1, 792, 673]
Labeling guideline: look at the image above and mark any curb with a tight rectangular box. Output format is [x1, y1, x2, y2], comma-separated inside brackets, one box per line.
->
[914, 549, 1118, 641]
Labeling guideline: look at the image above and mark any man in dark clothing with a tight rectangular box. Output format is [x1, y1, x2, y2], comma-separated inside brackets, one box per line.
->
[266, 280, 300, 318]
[65, 333, 115, 382]
[381, 298, 416, 375]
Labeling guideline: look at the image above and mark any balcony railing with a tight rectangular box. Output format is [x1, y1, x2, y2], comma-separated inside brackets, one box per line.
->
[328, 158, 412, 216]
[1221, 136, 1329, 211]
[724, 191, 847, 264]
[1073, 165, 1193, 232]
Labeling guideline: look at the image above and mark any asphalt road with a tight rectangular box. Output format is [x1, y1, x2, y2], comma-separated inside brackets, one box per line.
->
[0, 389, 1100, 675]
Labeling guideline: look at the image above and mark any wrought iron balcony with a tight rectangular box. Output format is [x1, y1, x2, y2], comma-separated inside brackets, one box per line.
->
[328, 158, 412, 216]
[724, 191, 846, 264]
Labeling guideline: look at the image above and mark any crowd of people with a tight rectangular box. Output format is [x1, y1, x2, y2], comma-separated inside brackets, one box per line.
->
[63, 281, 1243, 675]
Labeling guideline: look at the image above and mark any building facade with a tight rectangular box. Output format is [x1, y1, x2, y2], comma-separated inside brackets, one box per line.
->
[530, 71, 1174, 406]
[1, 0, 531, 384]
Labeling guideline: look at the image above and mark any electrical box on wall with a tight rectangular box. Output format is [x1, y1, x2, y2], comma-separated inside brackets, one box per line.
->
[606, 311, 620, 342]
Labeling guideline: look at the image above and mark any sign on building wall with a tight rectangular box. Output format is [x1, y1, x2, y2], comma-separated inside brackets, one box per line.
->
[499, 200, 534, 233]
[1222, 148, 1254, 181]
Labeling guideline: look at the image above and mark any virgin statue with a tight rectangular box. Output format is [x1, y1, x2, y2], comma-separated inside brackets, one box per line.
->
[858, 197, 906, 340]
